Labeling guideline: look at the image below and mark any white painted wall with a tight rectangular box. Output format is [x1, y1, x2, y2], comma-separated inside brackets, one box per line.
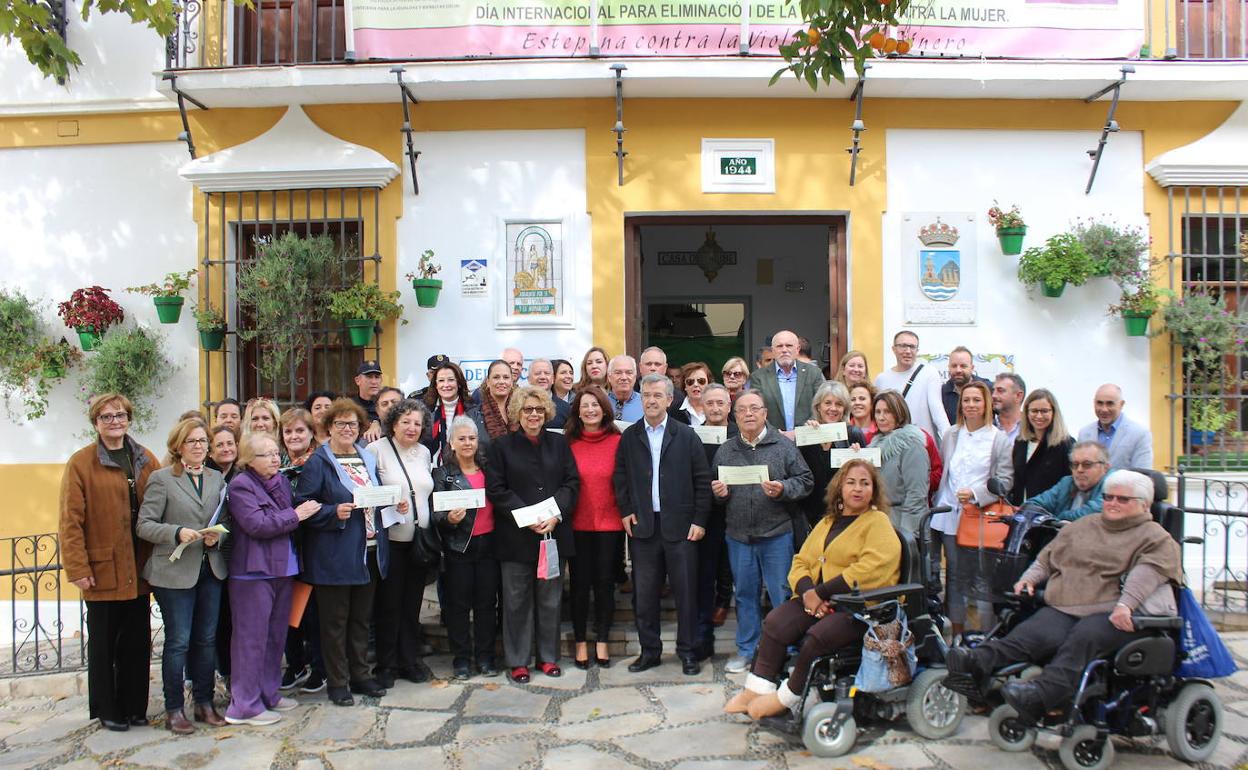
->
[0, 2, 167, 113]
[882, 128, 1150, 433]
[0, 142, 198, 462]
[396, 129, 593, 395]
[639, 224, 831, 363]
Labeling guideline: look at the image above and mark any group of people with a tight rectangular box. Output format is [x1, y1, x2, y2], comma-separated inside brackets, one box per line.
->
[58, 328, 1160, 735]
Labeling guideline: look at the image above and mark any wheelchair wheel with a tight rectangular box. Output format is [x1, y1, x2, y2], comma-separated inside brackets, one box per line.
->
[906, 668, 966, 739]
[1058, 725, 1115, 770]
[1164, 682, 1222, 763]
[987, 704, 1036, 752]
[801, 702, 857, 758]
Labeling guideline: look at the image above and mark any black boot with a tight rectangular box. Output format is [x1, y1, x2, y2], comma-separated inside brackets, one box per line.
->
[942, 647, 989, 698]
[1001, 681, 1046, 725]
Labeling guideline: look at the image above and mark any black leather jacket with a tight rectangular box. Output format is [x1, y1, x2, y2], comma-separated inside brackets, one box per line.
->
[432, 457, 490, 555]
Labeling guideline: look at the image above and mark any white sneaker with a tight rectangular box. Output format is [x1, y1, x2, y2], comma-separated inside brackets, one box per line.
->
[724, 656, 750, 674]
[224, 710, 282, 726]
[270, 697, 299, 712]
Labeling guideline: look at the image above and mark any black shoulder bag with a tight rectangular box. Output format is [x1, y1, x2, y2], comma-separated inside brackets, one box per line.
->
[385, 437, 443, 573]
[901, 364, 925, 398]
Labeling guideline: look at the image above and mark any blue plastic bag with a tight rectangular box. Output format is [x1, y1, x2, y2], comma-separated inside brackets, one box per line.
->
[1176, 585, 1238, 679]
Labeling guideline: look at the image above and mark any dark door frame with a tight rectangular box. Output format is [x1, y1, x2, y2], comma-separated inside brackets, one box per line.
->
[623, 214, 850, 368]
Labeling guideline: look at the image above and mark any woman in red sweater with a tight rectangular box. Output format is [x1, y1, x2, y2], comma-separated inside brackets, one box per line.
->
[565, 386, 624, 669]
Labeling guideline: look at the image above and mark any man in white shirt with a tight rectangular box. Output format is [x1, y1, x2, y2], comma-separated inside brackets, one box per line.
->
[874, 331, 951, 440]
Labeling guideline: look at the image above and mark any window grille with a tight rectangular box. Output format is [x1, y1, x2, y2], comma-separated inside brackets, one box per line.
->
[200, 187, 383, 412]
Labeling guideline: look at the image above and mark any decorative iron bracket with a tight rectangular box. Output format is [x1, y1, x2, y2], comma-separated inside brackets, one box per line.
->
[163, 73, 209, 159]
[391, 66, 422, 195]
[847, 63, 870, 187]
[611, 63, 628, 186]
[1083, 64, 1133, 195]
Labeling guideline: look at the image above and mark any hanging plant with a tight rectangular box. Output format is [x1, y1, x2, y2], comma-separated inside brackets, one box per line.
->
[1017, 233, 1096, 298]
[0, 288, 81, 420]
[327, 283, 406, 347]
[1071, 218, 1149, 278]
[987, 202, 1027, 255]
[80, 326, 174, 431]
[235, 233, 345, 383]
[770, 0, 914, 88]
[1159, 290, 1243, 383]
[406, 249, 444, 308]
[57, 286, 125, 349]
[127, 269, 197, 324]
[193, 305, 227, 351]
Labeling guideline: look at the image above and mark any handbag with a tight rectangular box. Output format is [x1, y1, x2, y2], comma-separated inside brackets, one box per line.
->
[385, 437, 443, 572]
[536, 534, 561, 580]
[956, 498, 1015, 550]
[853, 604, 917, 693]
[1176, 585, 1238, 678]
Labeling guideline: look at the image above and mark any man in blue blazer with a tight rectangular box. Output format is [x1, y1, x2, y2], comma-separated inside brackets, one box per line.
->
[1077, 384, 1154, 470]
[746, 330, 823, 433]
[614, 374, 712, 676]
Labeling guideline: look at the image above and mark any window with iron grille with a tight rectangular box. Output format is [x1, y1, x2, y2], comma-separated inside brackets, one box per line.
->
[1169, 188, 1248, 471]
[200, 188, 383, 412]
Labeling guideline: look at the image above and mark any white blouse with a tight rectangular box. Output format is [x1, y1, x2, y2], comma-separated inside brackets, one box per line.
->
[933, 423, 999, 534]
[367, 437, 433, 543]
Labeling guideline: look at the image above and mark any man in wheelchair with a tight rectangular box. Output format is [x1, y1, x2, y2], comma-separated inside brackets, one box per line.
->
[723, 459, 901, 720]
[945, 469, 1182, 725]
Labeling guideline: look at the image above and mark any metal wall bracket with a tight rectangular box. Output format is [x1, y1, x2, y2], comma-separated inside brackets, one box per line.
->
[847, 63, 870, 187]
[391, 66, 422, 195]
[163, 73, 209, 159]
[1083, 64, 1133, 194]
[611, 63, 628, 187]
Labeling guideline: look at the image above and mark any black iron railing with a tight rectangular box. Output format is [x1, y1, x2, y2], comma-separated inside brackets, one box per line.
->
[1176, 471, 1248, 624]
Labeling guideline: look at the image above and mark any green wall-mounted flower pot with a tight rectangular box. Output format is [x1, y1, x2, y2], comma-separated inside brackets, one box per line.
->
[997, 226, 1027, 256]
[345, 319, 377, 347]
[1122, 312, 1151, 337]
[75, 326, 102, 351]
[1040, 281, 1066, 298]
[412, 279, 443, 308]
[199, 328, 226, 351]
[153, 296, 185, 323]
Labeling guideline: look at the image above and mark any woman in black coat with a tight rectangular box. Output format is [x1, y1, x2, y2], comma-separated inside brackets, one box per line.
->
[1009, 388, 1075, 505]
[485, 386, 580, 684]
[797, 382, 867, 533]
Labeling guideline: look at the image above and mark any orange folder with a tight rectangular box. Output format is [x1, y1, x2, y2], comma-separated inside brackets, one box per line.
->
[288, 581, 313, 627]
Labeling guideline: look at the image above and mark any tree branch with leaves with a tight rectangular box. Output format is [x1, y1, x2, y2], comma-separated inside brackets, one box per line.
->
[770, 0, 913, 89]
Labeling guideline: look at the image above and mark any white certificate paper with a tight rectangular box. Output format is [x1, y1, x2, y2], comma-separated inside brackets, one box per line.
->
[433, 488, 487, 512]
[614, 420, 635, 432]
[169, 524, 229, 561]
[693, 425, 727, 445]
[829, 448, 882, 468]
[353, 485, 403, 508]
[794, 422, 848, 447]
[512, 496, 561, 528]
[380, 505, 410, 528]
[718, 465, 771, 485]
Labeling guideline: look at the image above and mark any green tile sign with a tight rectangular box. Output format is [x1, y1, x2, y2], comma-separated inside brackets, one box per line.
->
[720, 156, 757, 176]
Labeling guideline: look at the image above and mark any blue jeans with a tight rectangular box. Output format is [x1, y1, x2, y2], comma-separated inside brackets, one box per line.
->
[727, 533, 793, 659]
[152, 561, 223, 712]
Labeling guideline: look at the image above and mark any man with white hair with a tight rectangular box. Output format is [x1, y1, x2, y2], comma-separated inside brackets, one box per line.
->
[636, 346, 686, 422]
[606, 355, 643, 423]
[528, 358, 569, 428]
[1077, 383, 1154, 470]
[1024, 441, 1111, 521]
[746, 330, 823, 433]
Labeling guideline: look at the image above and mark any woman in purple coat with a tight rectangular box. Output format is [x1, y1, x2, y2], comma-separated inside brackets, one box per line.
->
[224, 434, 320, 726]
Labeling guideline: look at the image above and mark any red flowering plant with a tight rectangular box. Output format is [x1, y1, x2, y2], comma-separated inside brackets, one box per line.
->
[987, 202, 1025, 231]
[57, 286, 125, 332]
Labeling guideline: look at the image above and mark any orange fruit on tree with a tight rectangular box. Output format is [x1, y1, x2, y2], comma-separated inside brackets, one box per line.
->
[883, 37, 898, 53]
[897, 39, 912, 54]
[868, 32, 886, 50]
[807, 27, 822, 46]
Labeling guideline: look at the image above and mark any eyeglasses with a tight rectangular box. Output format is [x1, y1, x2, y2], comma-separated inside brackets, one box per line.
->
[894, 343, 918, 351]
[1027, 408, 1053, 416]
[1102, 493, 1142, 505]
[736, 405, 765, 415]
[255, 451, 282, 459]
[333, 421, 359, 430]
[722, 370, 745, 379]
[520, 405, 545, 415]
[685, 377, 708, 386]
[1070, 460, 1105, 470]
[183, 438, 209, 446]
[98, 412, 129, 424]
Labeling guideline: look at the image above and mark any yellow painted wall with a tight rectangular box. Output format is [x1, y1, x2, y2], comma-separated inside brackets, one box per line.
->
[0, 97, 1237, 544]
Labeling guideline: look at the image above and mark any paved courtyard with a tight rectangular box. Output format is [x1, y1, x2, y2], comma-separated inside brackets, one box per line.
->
[3, 637, 1248, 770]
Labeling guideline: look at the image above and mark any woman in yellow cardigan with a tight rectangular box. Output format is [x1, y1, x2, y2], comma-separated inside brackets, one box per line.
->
[724, 459, 901, 719]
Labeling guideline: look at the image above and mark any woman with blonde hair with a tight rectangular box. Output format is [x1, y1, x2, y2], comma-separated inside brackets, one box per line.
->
[243, 398, 281, 442]
[719, 356, 751, 402]
[835, 350, 871, 389]
[574, 346, 610, 392]
[1009, 388, 1074, 505]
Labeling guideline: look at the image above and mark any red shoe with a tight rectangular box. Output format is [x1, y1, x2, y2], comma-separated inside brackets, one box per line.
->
[508, 666, 530, 684]
[538, 661, 562, 678]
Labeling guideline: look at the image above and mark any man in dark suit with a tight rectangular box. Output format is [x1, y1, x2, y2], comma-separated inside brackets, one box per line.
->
[746, 330, 823, 434]
[614, 373, 712, 675]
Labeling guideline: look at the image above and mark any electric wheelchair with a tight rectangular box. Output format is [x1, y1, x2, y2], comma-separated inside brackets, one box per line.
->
[759, 508, 966, 757]
[945, 470, 1225, 769]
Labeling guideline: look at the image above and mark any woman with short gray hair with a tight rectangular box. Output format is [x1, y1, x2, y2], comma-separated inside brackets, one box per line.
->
[796, 381, 867, 531]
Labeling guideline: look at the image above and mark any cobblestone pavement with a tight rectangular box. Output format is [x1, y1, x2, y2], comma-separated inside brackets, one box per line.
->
[3, 637, 1248, 770]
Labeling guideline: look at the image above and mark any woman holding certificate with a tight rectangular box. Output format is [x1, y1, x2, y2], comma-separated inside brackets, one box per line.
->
[368, 399, 435, 688]
[294, 398, 395, 707]
[564, 386, 623, 669]
[433, 416, 500, 680]
[136, 418, 227, 734]
[485, 386, 580, 684]
[797, 381, 867, 532]
[866, 391, 931, 535]
[223, 434, 320, 726]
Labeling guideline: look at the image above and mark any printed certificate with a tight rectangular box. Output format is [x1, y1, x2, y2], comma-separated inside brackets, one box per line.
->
[693, 425, 728, 445]
[353, 485, 403, 508]
[829, 448, 882, 468]
[432, 488, 487, 511]
[718, 465, 770, 485]
[793, 422, 848, 446]
[512, 496, 561, 527]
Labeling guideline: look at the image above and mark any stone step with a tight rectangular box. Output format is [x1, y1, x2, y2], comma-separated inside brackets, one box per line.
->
[418, 617, 740, 657]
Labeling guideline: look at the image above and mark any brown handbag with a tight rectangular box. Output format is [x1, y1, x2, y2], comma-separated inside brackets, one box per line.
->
[955, 499, 1015, 550]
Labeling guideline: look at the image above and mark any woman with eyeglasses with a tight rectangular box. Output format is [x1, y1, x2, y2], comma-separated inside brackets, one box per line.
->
[136, 418, 228, 734]
[1009, 388, 1074, 505]
[485, 386, 580, 684]
[294, 398, 397, 707]
[720, 357, 751, 403]
[223, 433, 321, 726]
[60, 393, 160, 732]
[677, 361, 714, 426]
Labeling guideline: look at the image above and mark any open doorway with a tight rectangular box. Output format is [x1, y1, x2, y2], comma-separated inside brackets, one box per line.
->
[624, 215, 847, 375]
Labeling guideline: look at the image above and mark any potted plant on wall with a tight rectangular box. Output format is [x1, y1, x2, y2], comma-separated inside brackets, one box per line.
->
[0, 288, 81, 420]
[1109, 285, 1160, 337]
[327, 282, 406, 347]
[126, 270, 196, 323]
[81, 325, 174, 430]
[57, 286, 125, 351]
[1016, 233, 1095, 298]
[407, 249, 443, 308]
[987, 202, 1027, 255]
[193, 305, 227, 351]
[1072, 218, 1149, 278]
[1187, 396, 1235, 450]
[1159, 290, 1241, 379]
